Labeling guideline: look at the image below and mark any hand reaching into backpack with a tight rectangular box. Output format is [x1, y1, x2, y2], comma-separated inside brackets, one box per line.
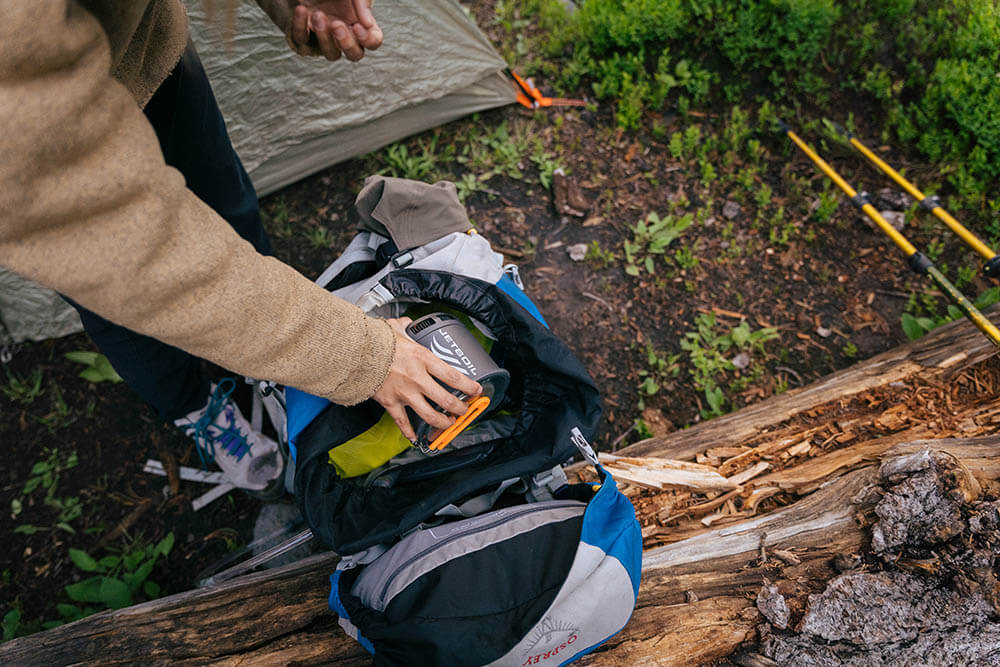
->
[374, 318, 483, 441]
[287, 0, 383, 62]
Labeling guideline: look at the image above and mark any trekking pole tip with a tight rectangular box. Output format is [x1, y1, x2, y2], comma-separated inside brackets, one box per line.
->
[984, 255, 1000, 278]
[776, 118, 790, 134]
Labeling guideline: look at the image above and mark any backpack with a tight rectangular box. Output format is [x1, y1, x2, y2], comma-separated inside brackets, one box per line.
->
[256, 177, 641, 665]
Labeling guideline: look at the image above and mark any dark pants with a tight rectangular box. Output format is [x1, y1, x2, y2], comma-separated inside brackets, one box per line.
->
[71, 44, 271, 421]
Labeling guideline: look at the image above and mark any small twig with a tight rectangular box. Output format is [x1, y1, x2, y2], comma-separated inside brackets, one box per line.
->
[582, 291, 614, 310]
[610, 423, 636, 452]
[96, 497, 156, 549]
[775, 365, 803, 386]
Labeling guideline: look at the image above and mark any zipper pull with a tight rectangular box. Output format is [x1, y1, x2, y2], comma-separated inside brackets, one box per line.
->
[570, 427, 599, 465]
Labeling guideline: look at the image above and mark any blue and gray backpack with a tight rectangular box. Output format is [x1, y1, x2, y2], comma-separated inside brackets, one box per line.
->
[281, 177, 641, 666]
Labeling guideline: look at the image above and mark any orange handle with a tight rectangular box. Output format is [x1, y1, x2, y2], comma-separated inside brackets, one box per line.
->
[428, 395, 492, 451]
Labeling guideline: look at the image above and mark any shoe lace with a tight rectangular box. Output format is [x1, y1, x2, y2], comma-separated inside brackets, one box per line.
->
[188, 378, 253, 468]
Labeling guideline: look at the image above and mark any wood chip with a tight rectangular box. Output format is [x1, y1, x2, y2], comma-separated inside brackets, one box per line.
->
[707, 446, 750, 459]
[696, 453, 722, 466]
[787, 442, 812, 457]
[744, 486, 782, 512]
[727, 461, 771, 486]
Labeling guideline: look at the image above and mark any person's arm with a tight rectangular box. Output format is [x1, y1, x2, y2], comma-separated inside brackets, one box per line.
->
[0, 1, 475, 432]
[256, 0, 383, 62]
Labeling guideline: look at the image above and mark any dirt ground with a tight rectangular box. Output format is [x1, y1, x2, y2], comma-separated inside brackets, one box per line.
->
[2, 3, 995, 643]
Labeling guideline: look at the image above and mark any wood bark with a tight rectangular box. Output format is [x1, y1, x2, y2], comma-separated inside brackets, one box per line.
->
[618, 303, 1000, 461]
[2, 309, 998, 666]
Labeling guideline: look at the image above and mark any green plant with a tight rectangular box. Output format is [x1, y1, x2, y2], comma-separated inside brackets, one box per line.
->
[38, 386, 76, 433]
[2, 368, 43, 404]
[305, 225, 335, 249]
[901, 286, 1000, 340]
[637, 342, 680, 407]
[382, 139, 438, 181]
[529, 142, 564, 189]
[261, 197, 291, 239]
[633, 418, 654, 440]
[16, 448, 81, 535]
[842, 340, 859, 358]
[65, 351, 122, 384]
[59, 533, 175, 621]
[623, 211, 694, 276]
[584, 240, 617, 269]
[455, 172, 487, 203]
[673, 244, 700, 270]
[681, 313, 778, 419]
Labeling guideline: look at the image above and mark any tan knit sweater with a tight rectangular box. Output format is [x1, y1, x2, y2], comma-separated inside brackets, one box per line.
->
[0, 0, 395, 405]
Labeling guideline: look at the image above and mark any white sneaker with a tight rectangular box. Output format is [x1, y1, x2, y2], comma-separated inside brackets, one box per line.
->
[174, 378, 283, 492]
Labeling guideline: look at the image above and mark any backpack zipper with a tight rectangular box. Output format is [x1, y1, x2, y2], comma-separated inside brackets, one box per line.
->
[371, 500, 584, 610]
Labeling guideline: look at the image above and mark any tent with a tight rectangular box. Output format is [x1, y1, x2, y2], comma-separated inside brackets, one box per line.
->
[0, 0, 515, 344]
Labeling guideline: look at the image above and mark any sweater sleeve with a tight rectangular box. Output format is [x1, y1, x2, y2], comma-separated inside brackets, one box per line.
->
[0, 1, 395, 405]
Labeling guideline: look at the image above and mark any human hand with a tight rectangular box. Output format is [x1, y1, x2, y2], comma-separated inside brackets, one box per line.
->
[373, 317, 483, 442]
[288, 0, 383, 62]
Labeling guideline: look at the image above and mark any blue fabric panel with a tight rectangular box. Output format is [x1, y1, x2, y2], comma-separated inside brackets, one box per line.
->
[329, 572, 375, 654]
[579, 467, 643, 596]
[497, 274, 549, 328]
[286, 386, 331, 462]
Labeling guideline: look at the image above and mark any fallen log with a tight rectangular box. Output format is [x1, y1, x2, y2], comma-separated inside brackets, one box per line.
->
[2, 309, 998, 666]
[618, 303, 1000, 461]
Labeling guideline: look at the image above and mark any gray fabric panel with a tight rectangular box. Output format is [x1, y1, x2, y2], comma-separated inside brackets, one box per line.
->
[185, 1, 516, 195]
[250, 74, 515, 196]
[0, 267, 82, 344]
[485, 543, 636, 667]
[314, 232, 383, 288]
[332, 231, 505, 306]
[351, 501, 586, 612]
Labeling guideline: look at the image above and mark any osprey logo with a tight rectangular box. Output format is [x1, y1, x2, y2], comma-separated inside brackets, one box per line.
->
[428, 331, 478, 376]
[520, 617, 580, 665]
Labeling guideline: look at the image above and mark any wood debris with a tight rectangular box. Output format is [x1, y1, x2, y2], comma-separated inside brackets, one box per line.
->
[613, 356, 1000, 550]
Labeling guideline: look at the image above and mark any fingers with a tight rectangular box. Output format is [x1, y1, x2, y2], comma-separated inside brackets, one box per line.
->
[383, 404, 416, 442]
[290, 6, 311, 48]
[353, 20, 383, 51]
[353, 0, 376, 28]
[309, 13, 343, 61]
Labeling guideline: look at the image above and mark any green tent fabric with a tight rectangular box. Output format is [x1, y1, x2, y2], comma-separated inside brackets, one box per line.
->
[1, 0, 515, 344]
[185, 0, 516, 196]
[0, 268, 82, 345]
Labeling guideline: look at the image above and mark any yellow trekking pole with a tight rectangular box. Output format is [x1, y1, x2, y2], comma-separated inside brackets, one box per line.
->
[832, 122, 1000, 277]
[780, 121, 1000, 349]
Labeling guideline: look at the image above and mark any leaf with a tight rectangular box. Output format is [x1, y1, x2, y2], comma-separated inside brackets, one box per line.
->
[14, 525, 39, 535]
[143, 580, 161, 598]
[3, 608, 21, 641]
[123, 551, 144, 572]
[30, 462, 51, 476]
[64, 351, 99, 365]
[78, 368, 105, 383]
[946, 305, 962, 320]
[56, 603, 83, 620]
[644, 256, 655, 273]
[900, 313, 924, 340]
[55, 522, 76, 535]
[625, 264, 640, 276]
[99, 555, 120, 570]
[93, 356, 123, 383]
[10, 498, 22, 518]
[69, 548, 101, 572]
[65, 576, 131, 609]
[156, 532, 175, 558]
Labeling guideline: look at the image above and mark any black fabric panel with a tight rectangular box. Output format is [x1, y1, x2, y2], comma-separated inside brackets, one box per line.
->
[338, 515, 584, 666]
[295, 271, 602, 553]
[323, 261, 378, 292]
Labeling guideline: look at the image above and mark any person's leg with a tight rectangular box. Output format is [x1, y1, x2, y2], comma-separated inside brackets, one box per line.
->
[72, 42, 271, 421]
